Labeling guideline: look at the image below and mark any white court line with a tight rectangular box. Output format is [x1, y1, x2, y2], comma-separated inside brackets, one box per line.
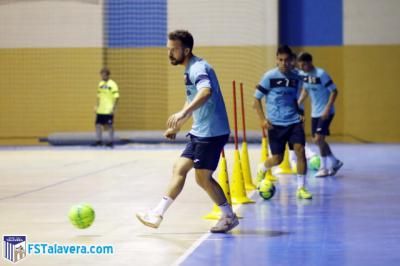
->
[172, 191, 256, 266]
[171, 232, 211, 266]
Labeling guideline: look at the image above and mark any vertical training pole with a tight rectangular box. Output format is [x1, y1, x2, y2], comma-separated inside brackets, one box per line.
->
[230, 80, 254, 204]
[232, 81, 239, 151]
[239, 83, 256, 190]
[239, 83, 247, 142]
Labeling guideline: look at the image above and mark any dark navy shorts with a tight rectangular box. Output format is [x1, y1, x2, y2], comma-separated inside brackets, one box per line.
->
[181, 134, 229, 171]
[311, 114, 334, 136]
[268, 122, 305, 155]
[95, 114, 114, 125]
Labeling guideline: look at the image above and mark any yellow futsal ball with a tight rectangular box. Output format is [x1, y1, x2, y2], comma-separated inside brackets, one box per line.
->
[68, 203, 95, 229]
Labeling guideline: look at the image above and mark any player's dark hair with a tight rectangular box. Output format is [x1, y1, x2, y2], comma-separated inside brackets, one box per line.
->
[276, 45, 293, 56]
[168, 30, 194, 52]
[298, 52, 313, 62]
[100, 67, 110, 75]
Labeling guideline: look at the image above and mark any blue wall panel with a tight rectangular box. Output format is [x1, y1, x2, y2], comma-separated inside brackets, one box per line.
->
[279, 0, 343, 46]
[106, 0, 167, 48]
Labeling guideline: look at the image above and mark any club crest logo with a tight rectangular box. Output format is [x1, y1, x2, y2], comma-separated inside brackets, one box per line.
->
[3, 236, 27, 264]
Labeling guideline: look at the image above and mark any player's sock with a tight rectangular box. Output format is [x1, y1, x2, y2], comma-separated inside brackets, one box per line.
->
[320, 156, 328, 169]
[218, 201, 234, 217]
[152, 196, 174, 216]
[328, 154, 338, 165]
[256, 164, 269, 183]
[289, 150, 297, 168]
[305, 144, 317, 159]
[296, 174, 306, 189]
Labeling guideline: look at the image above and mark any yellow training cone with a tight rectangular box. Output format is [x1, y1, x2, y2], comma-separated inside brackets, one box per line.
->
[203, 151, 231, 220]
[230, 150, 254, 205]
[259, 136, 278, 183]
[260, 136, 268, 162]
[241, 142, 256, 191]
[275, 145, 294, 174]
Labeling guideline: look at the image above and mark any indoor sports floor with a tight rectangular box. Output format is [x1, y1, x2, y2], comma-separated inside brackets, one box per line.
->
[1, 143, 399, 265]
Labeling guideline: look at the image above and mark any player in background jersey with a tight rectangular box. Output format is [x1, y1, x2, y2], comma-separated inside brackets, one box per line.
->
[93, 67, 119, 147]
[253, 45, 312, 199]
[136, 30, 238, 233]
[297, 52, 343, 177]
[287, 53, 318, 171]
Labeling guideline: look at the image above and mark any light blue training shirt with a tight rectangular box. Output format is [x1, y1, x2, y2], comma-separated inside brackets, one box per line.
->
[299, 67, 337, 117]
[184, 56, 230, 137]
[254, 67, 303, 126]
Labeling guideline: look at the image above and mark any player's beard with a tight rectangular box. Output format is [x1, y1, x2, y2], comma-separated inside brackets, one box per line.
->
[169, 55, 184, 65]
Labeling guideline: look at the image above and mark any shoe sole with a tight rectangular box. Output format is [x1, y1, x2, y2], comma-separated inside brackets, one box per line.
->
[135, 213, 160, 229]
[210, 218, 239, 233]
[315, 174, 329, 178]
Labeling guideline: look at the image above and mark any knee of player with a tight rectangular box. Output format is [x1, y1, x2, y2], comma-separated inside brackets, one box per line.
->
[272, 154, 284, 165]
[194, 170, 212, 186]
[294, 145, 305, 156]
[314, 135, 325, 145]
[194, 174, 207, 188]
[172, 163, 188, 177]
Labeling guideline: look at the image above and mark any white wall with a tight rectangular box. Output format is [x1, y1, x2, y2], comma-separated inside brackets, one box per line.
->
[168, 0, 278, 46]
[344, 0, 400, 45]
[0, 0, 103, 48]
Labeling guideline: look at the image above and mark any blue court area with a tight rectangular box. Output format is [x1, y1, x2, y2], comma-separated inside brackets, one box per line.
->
[179, 144, 400, 266]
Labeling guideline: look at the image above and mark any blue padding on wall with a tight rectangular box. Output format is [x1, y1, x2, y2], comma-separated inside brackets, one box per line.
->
[106, 0, 167, 48]
[279, 0, 343, 46]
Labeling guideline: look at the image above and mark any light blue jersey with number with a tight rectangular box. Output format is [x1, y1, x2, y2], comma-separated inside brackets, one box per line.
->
[254, 68, 303, 126]
[299, 67, 337, 117]
[184, 56, 230, 137]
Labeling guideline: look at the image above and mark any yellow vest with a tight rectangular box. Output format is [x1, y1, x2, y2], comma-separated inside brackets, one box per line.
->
[97, 79, 119, 114]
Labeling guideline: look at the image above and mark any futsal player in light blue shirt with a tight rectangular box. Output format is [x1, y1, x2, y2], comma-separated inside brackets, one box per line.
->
[297, 52, 343, 177]
[253, 45, 313, 200]
[183, 56, 230, 138]
[136, 30, 238, 233]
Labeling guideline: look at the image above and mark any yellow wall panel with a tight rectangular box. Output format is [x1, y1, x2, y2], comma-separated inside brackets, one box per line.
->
[342, 45, 400, 142]
[0, 48, 102, 144]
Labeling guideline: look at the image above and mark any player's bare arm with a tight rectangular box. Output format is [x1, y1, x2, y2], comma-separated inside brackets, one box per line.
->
[164, 101, 191, 140]
[253, 98, 273, 129]
[167, 87, 211, 129]
[321, 90, 338, 120]
[298, 88, 308, 106]
[112, 98, 119, 114]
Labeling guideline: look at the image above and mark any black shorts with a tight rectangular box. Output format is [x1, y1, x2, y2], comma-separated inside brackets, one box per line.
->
[268, 122, 305, 155]
[288, 142, 294, 150]
[95, 114, 114, 125]
[311, 115, 334, 136]
[181, 134, 229, 171]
